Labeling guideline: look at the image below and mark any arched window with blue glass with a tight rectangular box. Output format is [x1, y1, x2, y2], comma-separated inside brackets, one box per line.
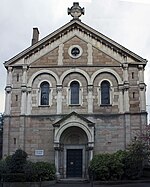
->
[101, 80, 110, 105]
[70, 81, 80, 105]
[40, 81, 50, 105]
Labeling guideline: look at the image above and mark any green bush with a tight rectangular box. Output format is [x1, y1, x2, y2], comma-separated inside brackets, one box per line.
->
[0, 149, 55, 182]
[24, 161, 56, 182]
[123, 138, 148, 179]
[90, 152, 124, 181]
[90, 138, 148, 181]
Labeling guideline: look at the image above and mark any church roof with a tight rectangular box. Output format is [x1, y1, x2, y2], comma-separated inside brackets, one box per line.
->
[4, 5, 147, 67]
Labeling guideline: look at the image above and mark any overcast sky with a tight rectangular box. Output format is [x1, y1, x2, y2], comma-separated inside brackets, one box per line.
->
[0, 0, 150, 122]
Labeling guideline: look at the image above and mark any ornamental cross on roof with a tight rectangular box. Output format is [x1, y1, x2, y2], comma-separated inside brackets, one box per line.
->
[68, 2, 84, 20]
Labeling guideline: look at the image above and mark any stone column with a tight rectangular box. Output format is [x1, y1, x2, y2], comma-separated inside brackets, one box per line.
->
[56, 86, 62, 114]
[54, 144, 60, 180]
[5, 67, 13, 115]
[88, 142, 94, 162]
[87, 85, 94, 113]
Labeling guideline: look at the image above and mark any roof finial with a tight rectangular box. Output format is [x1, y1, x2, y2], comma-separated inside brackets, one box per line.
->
[68, 2, 84, 21]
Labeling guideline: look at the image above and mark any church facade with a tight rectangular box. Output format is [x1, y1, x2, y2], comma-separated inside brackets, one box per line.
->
[3, 3, 147, 179]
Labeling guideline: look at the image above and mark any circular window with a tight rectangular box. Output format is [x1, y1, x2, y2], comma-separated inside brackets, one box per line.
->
[68, 45, 83, 58]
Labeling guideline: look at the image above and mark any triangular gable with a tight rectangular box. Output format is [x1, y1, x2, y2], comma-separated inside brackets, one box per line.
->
[53, 111, 94, 128]
[4, 20, 147, 67]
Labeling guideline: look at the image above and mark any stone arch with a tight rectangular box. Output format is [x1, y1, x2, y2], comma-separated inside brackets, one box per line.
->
[60, 126, 88, 145]
[59, 68, 90, 85]
[54, 122, 93, 144]
[91, 68, 123, 85]
[27, 69, 59, 87]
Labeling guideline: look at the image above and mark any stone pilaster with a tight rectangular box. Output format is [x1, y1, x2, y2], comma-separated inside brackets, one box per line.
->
[118, 85, 124, 113]
[56, 85, 63, 114]
[123, 63, 129, 112]
[26, 87, 32, 115]
[58, 44, 64, 65]
[139, 83, 146, 112]
[123, 83, 130, 112]
[138, 65, 144, 83]
[138, 65, 146, 112]
[87, 85, 94, 113]
[87, 43, 93, 65]
[21, 65, 28, 115]
[5, 67, 13, 115]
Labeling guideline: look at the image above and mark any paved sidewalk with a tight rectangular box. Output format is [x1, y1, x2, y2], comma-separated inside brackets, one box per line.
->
[48, 182, 150, 187]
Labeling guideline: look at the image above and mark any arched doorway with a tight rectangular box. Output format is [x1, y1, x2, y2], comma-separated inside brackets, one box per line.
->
[53, 112, 95, 179]
[60, 126, 88, 178]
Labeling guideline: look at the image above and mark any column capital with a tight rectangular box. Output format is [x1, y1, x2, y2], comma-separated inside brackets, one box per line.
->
[56, 85, 62, 93]
[88, 85, 93, 92]
[21, 85, 27, 92]
[27, 87, 32, 93]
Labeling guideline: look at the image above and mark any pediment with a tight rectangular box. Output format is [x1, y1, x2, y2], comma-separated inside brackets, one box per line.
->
[53, 111, 94, 128]
[4, 20, 147, 67]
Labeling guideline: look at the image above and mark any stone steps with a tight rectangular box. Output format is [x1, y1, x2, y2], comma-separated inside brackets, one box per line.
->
[58, 179, 89, 184]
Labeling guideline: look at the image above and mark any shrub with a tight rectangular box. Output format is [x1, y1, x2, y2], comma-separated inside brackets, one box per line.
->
[0, 149, 55, 182]
[89, 152, 124, 181]
[90, 138, 149, 181]
[123, 138, 148, 179]
[24, 161, 56, 182]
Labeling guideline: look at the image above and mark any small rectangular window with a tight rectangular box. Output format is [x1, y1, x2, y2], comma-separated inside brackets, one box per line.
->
[131, 72, 134, 79]
[133, 92, 135, 99]
[17, 74, 19, 82]
[15, 95, 18, 101]
[14, 138, 16, 145]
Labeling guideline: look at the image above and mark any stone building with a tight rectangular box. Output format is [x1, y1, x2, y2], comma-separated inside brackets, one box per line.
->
[3, 3, 147, 179]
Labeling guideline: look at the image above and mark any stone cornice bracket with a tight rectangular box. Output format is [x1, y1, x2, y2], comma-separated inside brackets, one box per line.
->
[68, 2, 84, 21]
[21, 85, 27, 92]
[139, 83, 146, 90]
[122, 62, 128, 69]
[5, 86, 12, 93]
[138, 64, 144, 70]
[123, 82, 129, 90]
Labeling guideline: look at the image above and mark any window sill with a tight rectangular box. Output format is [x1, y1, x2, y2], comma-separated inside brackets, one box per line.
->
[38, 105, 50, 107]
[100, 104, 112, 107]
[69, 104, 81, 106]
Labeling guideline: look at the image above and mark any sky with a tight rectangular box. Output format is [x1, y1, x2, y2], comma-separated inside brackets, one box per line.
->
[0, 0, 150, 122]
